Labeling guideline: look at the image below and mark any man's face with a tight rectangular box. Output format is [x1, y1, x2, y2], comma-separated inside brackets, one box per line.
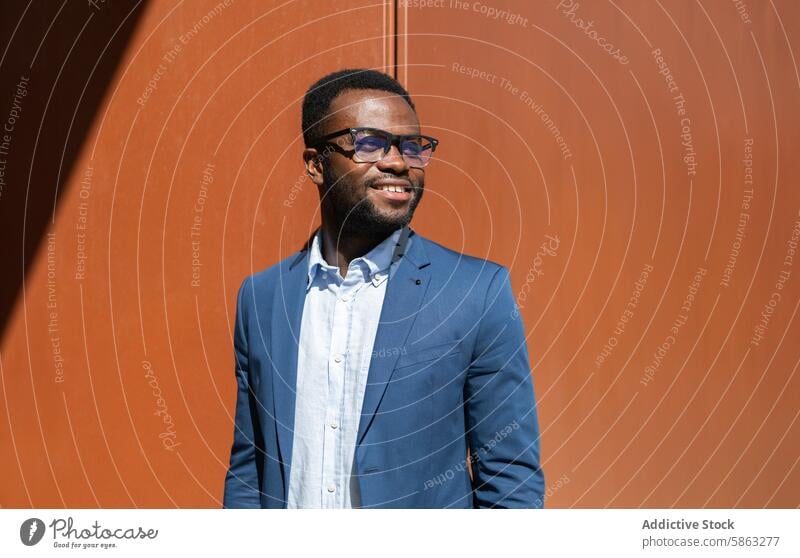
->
[311, 88, 426, 238]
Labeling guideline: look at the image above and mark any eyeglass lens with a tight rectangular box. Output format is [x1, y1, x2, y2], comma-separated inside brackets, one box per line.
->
[352, 129, 434, 167]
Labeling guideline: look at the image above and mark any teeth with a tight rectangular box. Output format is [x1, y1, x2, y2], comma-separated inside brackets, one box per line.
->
[378, 185, 407, 193]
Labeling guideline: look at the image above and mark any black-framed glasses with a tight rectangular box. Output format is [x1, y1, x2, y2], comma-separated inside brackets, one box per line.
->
[310, 127, 439, 168]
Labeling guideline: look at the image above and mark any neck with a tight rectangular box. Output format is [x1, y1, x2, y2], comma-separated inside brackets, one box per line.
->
[319, 220, 397, 278]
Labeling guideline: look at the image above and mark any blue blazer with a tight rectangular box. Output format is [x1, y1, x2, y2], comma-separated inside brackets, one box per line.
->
[223, 228, 545, 508]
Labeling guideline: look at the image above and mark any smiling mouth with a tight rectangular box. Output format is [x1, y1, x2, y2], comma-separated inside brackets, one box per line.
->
[371, 183, 412, 193]
[370, 180, 414, 193]
[369, 182, 414, 201]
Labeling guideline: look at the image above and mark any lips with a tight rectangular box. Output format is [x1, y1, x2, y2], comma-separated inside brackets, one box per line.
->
[370, 180, 412, 191]
[369, 180, 413, 201]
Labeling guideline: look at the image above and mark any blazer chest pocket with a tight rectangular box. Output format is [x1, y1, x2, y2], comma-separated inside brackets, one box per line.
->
[393, 341, 463, 371]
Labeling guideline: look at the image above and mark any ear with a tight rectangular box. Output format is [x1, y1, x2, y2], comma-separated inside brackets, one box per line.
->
[303, 147, 325, 187]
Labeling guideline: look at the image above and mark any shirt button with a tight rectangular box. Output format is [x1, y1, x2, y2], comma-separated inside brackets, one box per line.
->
[330, 421, 339, 429]
[334, 355, 342, 363]
[341, 294, 351, 302]
[327, 483, 336, 493]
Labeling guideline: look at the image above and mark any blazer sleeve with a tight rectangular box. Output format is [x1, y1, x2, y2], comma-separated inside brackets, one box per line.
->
[464, 265, 545, 508]
[222, 276, 263, 508]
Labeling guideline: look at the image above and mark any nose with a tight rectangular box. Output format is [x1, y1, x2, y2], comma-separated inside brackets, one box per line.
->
[375, 142, 409, 173]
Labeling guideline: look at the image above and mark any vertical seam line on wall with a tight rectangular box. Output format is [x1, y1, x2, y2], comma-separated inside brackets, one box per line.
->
[381, 0, 392, 73]
[392, 0, 399, 79]
[402, 0, 407, 86]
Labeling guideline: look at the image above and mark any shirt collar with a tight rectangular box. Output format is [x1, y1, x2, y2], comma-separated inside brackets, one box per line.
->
[306, 227, 404, 290]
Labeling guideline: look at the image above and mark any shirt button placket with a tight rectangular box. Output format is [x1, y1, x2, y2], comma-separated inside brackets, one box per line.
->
[325, 275, 351, 508]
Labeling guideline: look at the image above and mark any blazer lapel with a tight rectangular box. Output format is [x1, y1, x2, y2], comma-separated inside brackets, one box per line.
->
[357, 231, 431, 445]
[271, 247, 308, 496]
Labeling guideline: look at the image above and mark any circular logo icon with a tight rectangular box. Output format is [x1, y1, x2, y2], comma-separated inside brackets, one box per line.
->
[20, 518, 45, 546]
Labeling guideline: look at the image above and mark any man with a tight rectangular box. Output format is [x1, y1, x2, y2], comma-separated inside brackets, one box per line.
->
[223, 68, 544, 508]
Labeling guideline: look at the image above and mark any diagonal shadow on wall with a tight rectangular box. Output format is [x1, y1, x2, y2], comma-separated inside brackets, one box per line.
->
[0, 1, 148, 341]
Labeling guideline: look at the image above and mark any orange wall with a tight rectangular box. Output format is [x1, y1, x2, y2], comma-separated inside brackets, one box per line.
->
[1, 0, 798, 507]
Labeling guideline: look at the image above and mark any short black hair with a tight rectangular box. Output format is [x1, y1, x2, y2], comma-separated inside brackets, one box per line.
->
[301, 68, 415, 147]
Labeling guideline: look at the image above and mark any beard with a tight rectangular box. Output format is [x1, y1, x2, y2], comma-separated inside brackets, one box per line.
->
[321, 163, 424, 240]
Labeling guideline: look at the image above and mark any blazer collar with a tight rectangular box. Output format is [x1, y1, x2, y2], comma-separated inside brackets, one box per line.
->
[304, 226, 407, 290]
[288, 225, 428, 270]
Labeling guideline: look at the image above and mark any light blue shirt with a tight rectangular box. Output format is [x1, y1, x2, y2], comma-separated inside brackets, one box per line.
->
[286, 226, 407, 508]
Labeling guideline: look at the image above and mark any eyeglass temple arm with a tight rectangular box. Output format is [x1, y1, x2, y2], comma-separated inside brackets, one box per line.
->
[308, 128, 352, 144]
